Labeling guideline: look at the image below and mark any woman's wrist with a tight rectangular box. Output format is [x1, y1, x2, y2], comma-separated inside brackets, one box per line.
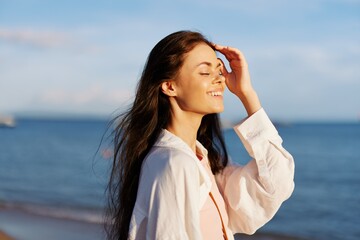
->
[237, 90, 262, 116]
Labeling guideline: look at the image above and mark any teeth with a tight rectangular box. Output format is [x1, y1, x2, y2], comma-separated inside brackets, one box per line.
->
[207, 91, 222, 96]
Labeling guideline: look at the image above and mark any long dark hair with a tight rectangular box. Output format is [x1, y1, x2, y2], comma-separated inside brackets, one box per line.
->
[105, 30, 229, 240]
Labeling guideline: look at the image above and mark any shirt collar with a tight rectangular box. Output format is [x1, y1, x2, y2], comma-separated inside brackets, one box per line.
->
[154, 129, 208, 157]
[154, 129, 212, 208]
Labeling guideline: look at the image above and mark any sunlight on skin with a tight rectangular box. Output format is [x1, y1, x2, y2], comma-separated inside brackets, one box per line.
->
[161, 43, 262, 153]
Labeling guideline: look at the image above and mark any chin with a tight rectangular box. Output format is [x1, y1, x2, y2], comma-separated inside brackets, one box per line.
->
[211, 107, 224, 114]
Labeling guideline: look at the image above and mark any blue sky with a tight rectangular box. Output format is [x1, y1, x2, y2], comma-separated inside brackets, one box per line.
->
[0, 0, 359, 121]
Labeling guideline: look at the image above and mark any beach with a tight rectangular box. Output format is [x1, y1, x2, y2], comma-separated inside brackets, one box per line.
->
[0, 207, 104, 240]
[0, 206, 308, 240]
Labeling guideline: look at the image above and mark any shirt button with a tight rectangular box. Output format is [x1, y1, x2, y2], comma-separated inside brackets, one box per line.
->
[246, 132, 253, 138]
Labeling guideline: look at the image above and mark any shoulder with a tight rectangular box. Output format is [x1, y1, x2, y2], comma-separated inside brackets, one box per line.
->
[145, 146, 198, 169]
[143, 146, 199, 179]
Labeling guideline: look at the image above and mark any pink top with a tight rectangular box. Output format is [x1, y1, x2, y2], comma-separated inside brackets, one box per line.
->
[198, 154, 228, 240]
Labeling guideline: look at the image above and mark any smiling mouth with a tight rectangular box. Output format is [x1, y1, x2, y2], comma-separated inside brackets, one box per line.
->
[207, 91, 223, 96]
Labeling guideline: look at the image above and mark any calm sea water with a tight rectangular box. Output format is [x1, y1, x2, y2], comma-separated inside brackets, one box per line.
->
[0, 118, 359, 240]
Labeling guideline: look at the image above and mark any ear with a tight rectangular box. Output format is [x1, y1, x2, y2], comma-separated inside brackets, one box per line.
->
[161, 81, 177, 97]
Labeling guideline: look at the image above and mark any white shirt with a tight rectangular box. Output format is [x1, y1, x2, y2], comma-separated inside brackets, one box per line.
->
[128, 108, 295, 240]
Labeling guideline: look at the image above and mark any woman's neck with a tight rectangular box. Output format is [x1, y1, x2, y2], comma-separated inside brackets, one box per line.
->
[166, 111, 203, 154]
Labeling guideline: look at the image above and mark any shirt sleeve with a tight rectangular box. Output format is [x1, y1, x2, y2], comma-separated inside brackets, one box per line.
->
[138, 149, 203, 240]
[215, 108, 295, 235]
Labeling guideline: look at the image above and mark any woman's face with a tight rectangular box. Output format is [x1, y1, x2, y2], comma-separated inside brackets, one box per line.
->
[172, 43, 225, 115]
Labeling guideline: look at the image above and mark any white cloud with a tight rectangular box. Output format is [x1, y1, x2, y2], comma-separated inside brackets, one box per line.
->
[248, 41, 360, 84]
[0, 27, 106, 55]
[0, 28, 71, 48]
[1, 1, 359, 120]
[34, 84, 133, 110]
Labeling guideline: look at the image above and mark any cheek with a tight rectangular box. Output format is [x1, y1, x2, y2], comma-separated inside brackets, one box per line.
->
[190, 79, 208, 91]
[177, 76, 207, 95]
[175, 81, 207, 108]
[185, 81, 208, 100]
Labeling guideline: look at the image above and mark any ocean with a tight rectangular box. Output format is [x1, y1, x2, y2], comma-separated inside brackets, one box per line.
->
[0, 118, 359, 240]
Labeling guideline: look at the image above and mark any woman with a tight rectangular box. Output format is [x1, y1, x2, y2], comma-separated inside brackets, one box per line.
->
[106, 30, 295, 240]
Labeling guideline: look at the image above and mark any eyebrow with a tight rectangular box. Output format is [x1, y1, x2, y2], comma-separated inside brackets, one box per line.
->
[196, 61, 222, 68]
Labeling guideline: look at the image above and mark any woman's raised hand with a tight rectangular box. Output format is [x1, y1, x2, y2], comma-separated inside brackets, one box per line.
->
[213, 44, 261, 116]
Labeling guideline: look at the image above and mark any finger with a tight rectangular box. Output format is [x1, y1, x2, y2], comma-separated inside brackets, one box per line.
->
[213, 43, 226, 51]
[214, 43, 249, 70]
[213, 44, 232, 57]
[217, 58, 230, 76]
[214, 44, 238, 66]
[224, 47, 244, 61]
[214, 44, 246, 61]
[217, 58, 231, 89]
[224, 49, 248, 68]
[214, 44, 238, 59]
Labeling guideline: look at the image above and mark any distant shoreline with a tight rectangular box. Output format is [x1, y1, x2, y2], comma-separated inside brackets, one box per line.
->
[7, 114, 360, 125]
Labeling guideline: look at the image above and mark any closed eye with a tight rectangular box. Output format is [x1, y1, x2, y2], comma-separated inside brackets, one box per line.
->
[200, 73, 210, 76]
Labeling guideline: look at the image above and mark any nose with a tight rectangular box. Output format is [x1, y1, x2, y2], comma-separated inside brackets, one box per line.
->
[213, 74, 225, 85]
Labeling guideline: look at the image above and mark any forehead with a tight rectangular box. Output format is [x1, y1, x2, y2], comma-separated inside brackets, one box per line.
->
[183, 43, 218, 67]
